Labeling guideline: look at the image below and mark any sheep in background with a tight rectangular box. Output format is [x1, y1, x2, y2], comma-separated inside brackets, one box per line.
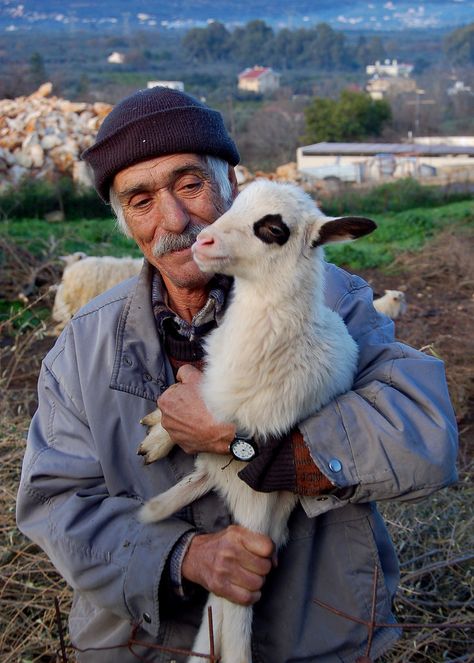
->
[58, 251, 88, 267]
[137, 180, 376, 663]
[52, 255, 143, 332]
[373, 289, 407, 319]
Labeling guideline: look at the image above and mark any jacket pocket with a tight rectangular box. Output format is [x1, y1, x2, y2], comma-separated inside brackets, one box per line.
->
[253, 503, 398, 662]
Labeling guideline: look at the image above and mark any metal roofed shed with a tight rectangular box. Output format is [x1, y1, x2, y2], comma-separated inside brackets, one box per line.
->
[297, 142, 474, 184]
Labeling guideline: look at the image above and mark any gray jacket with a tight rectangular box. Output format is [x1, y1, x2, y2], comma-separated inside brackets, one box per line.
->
[16, 261, 458, 662]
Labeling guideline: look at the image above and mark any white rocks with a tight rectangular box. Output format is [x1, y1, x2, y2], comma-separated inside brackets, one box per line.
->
[41, 134, 63, 150]
[0, 83, 112, 191]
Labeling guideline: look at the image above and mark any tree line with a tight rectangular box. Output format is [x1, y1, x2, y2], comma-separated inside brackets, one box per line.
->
[182, 20, 387, 70]
[181, 20, 474, 70]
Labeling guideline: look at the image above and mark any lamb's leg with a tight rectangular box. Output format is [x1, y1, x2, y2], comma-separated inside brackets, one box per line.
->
[268, 492, 299, 548]
[216, 491, 298, 663]
[139, 469, 211, 523]
[220, 601, 252, 663]
[188, 594, 224, 663]
[137, 409, 174, 463]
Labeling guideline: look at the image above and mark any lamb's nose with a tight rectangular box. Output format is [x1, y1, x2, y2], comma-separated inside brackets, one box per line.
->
[194, 234, 215, 247]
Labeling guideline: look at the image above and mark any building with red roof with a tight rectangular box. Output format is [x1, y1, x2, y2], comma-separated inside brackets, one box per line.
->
[238, 66, 280, 94]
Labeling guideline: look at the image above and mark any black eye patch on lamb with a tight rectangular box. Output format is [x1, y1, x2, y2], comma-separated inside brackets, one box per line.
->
[253, 214, 290, 246]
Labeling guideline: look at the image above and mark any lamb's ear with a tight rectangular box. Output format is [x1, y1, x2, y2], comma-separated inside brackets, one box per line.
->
[310, 216, 377, 247]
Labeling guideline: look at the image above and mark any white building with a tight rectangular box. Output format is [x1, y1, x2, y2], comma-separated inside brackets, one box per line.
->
[366, 59, 414, 79]
[238, 67, 280, 94]
[297, 141, 474, 183]
[366, 58, 416, 100]
[107, 52, 125, 64]
[447, 81, 472, 96]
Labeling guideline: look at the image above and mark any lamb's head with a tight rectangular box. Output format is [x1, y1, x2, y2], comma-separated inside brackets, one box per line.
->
[385, 289, 406, 303]
[192, 179, 376, 281]
[384, 289, 407, 315]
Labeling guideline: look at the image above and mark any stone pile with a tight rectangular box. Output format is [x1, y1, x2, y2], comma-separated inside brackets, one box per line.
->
[0, 85, 318, 198]
[236, 162, 301, 187]
[0, 83, 112, 191]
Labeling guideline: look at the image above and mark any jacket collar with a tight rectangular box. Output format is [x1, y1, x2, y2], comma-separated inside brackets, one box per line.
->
[110, 260, 171, 402]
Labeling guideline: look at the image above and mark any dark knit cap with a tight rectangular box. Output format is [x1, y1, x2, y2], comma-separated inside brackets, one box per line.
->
[81, 86, 240, 202]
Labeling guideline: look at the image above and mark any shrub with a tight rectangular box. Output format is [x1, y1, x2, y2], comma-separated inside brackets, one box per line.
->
[0, 177, 109, 220]
[320, 178, 470, 216]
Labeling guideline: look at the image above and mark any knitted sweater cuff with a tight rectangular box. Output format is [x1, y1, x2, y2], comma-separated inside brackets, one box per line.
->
[238, 429, 335, 496]
[169, 530, 198, 599]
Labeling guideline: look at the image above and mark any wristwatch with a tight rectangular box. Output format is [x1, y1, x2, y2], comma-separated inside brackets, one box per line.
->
[229, 434, 259, 461]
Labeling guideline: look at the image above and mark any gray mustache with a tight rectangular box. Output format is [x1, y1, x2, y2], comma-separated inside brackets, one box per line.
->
[152, 223, 207, 258]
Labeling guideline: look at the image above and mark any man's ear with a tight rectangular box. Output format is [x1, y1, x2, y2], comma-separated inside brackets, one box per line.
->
[310, 216, 377, 248]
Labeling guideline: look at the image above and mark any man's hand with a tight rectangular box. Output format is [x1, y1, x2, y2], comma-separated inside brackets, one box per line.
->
[158, 364, 235, 455]
[182, 525, 276, 606]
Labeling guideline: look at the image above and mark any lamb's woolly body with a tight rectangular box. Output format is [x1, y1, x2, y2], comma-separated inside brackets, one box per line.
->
[52, 255, 143, 330]
[138, 180, 375, 663]
[202, 287, 357, 436]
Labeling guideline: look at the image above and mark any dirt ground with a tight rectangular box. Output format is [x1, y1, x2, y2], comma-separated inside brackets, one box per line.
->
[358, 228, 474, 465]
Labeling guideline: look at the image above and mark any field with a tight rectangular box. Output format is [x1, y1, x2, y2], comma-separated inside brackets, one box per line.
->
[0, 197, 473, 661]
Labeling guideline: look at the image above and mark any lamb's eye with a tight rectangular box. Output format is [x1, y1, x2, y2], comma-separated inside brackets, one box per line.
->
[268, 224, 285, 237]
[253, 214, 290, 246]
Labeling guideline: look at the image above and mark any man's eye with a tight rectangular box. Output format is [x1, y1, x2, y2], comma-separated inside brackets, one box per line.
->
[179, 179, 204, 194]
[131, 197, 151, 209]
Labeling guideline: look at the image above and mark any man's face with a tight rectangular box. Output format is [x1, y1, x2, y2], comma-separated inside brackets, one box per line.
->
[113, 154, 235, 293]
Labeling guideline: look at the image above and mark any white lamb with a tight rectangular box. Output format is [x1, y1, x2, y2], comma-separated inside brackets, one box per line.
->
[52, 254, 143, 331]
[373, 289, 407, 319]
[138, 179, 376, 663]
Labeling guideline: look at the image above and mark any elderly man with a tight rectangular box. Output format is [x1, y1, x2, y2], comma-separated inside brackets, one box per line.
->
[16, 87, 458, 662]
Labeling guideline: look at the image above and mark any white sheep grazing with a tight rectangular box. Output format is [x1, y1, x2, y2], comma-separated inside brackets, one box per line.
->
[373, 289, 407, 319]
[52, 255, 143, 332]
[138, 179, 376, 663]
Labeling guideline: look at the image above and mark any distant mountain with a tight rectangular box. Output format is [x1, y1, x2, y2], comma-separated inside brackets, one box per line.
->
[1, 0, 473, 33]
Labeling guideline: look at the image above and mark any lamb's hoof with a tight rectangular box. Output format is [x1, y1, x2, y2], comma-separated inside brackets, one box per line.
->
[140, 409, 162, 427]
[137, 438, 162, 464]
[137, 430, 174, 464]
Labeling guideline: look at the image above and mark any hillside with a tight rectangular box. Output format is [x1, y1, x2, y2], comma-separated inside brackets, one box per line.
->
[1, 0, 472, 32]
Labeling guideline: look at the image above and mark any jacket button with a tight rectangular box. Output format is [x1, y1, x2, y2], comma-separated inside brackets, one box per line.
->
[328, 458, 342, 473]
[143, 373, 152, 381]
[123, 356, 132, 366]
[142, 612, 152, 623]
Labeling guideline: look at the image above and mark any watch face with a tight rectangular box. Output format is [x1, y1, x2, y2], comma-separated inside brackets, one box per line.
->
[231, 439, 256, 461]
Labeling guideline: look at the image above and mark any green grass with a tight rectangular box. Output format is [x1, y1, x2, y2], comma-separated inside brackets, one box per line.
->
[325, 199, 474, 270]
[0, 300, 51, 331]
[1, 199, 473, 273]
[0, 178, 110, 220]
[0, 217, 140, 258]
[319, 177, 472, 216]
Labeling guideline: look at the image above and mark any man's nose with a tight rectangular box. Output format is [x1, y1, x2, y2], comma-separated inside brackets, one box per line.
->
[158, 192, 191, 233]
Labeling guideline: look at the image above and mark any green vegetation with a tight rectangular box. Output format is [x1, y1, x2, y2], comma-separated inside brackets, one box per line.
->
[443, 22, 474, 65]
[29, 52, 48, 88]
[325, 199, 473, 269]
[0, 216, 139, 258]
[182, 20, 386, 70]
[1, 178, 472, 273]
[320, 177, 472, 216]
[304, 90, 391, 143]
[0, 300, 50, 332]
[0, 178, 109, 220]
[2, 195, 471, 274]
